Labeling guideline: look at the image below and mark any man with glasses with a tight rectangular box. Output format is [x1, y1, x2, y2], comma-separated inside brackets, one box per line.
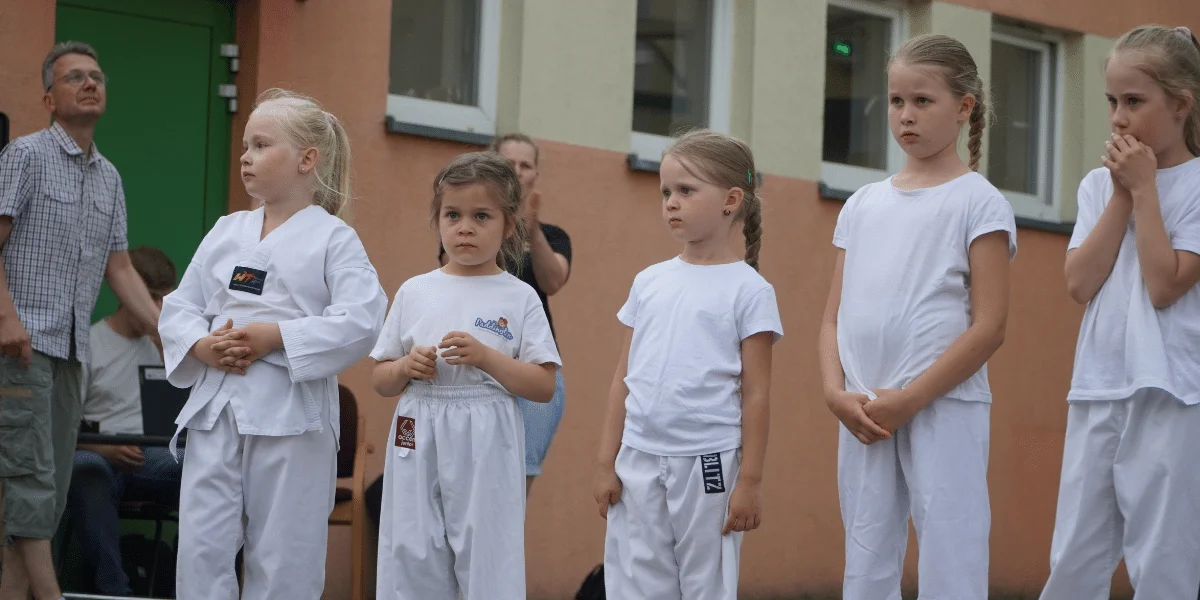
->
[0, 41, 161, 600]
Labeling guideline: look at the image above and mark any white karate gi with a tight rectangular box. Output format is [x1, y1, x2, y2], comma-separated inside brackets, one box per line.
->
[159, 205, 387, 600]
[604, 258, 783, 600]
[1041, 160, 1200, 600]
[834, 172, 1016, 599]
[371, 269, 561, 600]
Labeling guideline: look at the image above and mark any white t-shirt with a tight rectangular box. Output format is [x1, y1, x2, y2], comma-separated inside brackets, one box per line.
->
[370, 269, 562, 393]
[1067, 159, 1200, 404]
[617, 257, 783, 457]
[833, 172, 1017, 402]
[80, 319, 163, 435]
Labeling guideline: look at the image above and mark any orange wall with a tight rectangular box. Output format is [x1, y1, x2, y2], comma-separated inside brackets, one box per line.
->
[0, 0, 54, 548]
[0, 0, 55, 139]
[943, 0, 1200, 38]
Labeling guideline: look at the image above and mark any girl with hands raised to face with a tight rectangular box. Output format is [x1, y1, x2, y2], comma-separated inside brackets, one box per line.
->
[1042, 25, 1200, 599]
[369, 152, 561, 600]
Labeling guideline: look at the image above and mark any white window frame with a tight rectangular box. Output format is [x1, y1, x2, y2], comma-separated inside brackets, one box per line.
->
[990, 27, 1065, 222]
[629, 0, 734, 162]
[385, 0, 501, 136]
[820, 0, 907, 194]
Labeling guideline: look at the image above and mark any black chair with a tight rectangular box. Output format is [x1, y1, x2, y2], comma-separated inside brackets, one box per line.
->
[328, 384, 372, 600]
[60, 499, 177, 597]
[116, 499, 177, 596]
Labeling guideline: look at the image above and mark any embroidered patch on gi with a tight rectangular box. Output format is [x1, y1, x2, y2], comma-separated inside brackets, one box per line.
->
[701, 453, 725, 494]
[229, 266, 267, 295]
[474, 316, 514, 340]
[395, 416, 415, 450]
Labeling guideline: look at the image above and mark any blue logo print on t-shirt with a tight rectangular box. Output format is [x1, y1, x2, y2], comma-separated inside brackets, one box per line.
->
[475, 316, 514, 341]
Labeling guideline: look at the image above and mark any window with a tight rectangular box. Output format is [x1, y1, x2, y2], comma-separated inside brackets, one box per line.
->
[630, 0, 732, 161]
[989, 27, 1062, 220]
[821, 0, 905, 194]
[387, 0, 500, 135]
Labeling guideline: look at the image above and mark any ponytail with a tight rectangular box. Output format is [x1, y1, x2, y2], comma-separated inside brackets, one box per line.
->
[742, 190, 763, 271]
[251, 88, 355, 220]
[891, 35, 988, 170]
[967, 93, 987, 172]
[317, 112, 353, 218]
[663, 130, 765, 271]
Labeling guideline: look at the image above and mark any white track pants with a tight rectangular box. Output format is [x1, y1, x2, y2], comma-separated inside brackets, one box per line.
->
[176, 404, 337, 600]
[604, 445, 743, 600]
[1040, 389, 1200, 600]
[838, 397, 991, 600]
[376, 383, 526, 600]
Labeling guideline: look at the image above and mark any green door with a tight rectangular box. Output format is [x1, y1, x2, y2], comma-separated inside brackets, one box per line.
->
[55, 0, 235, 321]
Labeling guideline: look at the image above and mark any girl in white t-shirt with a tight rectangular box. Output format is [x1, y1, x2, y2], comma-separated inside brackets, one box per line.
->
[1041, 26, 1200, 599]
[818, 35, 1016, 600]
[370, 152, 561, 600]
[593, 130, 783, 600]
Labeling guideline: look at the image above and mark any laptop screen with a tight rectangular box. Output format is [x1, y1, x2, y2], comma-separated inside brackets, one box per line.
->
[139, 366, 190, 437]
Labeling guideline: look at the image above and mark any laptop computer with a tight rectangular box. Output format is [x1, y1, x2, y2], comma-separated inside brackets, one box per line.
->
[139, 365, 190, 437]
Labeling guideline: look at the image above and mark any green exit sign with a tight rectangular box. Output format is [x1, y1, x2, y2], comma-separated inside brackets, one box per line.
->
[832, 40, 852, 57]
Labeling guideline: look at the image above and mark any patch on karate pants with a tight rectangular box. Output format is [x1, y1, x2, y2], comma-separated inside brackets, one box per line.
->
[701, 453, 725, 494]
[395, 416, 415, 449]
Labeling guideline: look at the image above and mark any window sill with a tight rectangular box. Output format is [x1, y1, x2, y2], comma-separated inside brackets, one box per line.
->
[1003, 191, 1075, 234]
[817, 181, 855, 202]
[627, 153, 661, 173]
[384, 116, 494, 147]
[1015, 216, 1074, 235]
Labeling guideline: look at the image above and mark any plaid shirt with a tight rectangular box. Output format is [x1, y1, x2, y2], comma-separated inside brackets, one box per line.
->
[0, 122, 128, 363]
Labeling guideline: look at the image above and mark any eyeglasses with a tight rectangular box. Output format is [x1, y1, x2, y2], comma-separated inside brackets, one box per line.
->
[47, 69, 107, 91]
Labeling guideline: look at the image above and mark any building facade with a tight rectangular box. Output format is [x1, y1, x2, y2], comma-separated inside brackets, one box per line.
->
[3, 0, 1199, 597]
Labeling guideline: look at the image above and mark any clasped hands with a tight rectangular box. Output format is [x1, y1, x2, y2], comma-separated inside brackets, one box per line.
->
[398, 331, 495, 381]
[827, 387, 922, 445]
[190, 319, 283, 376]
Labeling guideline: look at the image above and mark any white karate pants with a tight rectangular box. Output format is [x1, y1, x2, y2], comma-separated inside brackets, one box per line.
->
[604, 445, 743, 600]
[376, 383, 527, 600]
[838, 397, 991, 600]
[176, 404, 337, 600]
[1040, 388, 1200, 600]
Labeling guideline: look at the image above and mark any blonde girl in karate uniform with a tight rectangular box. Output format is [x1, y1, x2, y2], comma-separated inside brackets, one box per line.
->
[159, 88, 387, 600]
